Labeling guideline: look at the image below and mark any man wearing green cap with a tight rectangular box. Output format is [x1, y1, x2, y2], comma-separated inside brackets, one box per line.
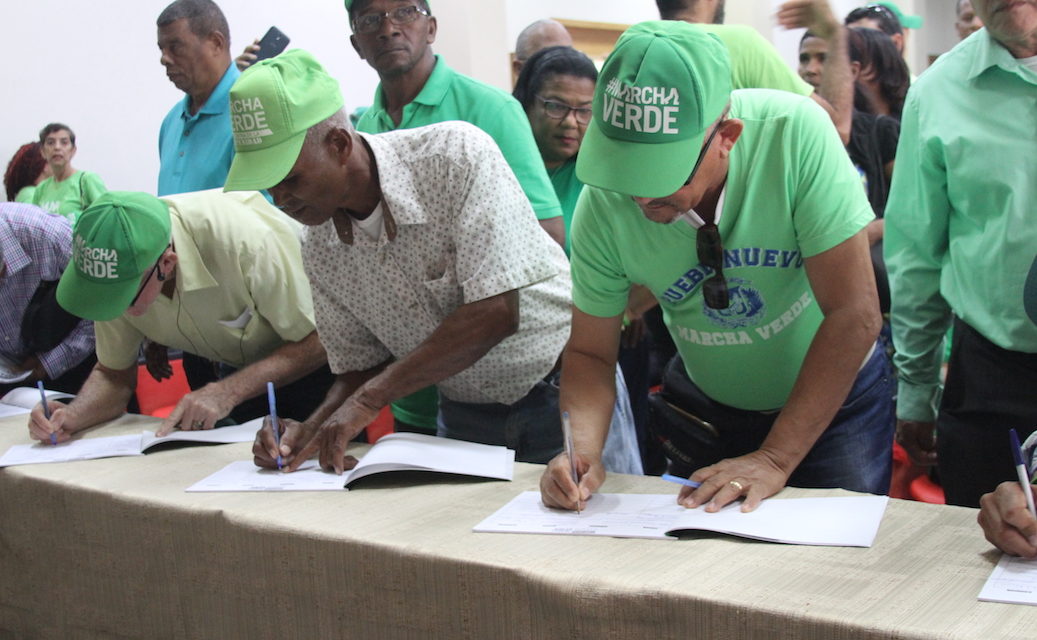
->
[223, 49, 573, 473]
[27, 189, 331, 444]
[538, 21, 892, 514]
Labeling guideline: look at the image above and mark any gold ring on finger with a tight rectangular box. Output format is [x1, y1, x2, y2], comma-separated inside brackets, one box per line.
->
[728, 480, 745, 492]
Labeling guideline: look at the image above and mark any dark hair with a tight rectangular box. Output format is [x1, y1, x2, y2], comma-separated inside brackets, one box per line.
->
[348, 0, 431, 19]
[656, 0, 689, 19]
[513, 46, 597, 112]
[845, 4, 903, 35]
[848, 27, 909, 118]
[157, 0, 230, 48]
[38, 123, 76, 147]
[4, 142, 47, 201]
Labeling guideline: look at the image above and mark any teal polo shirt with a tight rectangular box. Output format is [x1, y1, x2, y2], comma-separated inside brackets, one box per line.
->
[158, 63, 239, 196]
[885, 30, 1037, 421]
[357, 55, 562, 222]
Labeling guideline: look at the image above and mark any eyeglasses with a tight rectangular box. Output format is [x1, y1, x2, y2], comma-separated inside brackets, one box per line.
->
[352, 5, 430, 35]
[697, 221, 728, 309]
[845, 4, 899, 28]
[534, 95, 592, 125]
[128, 249, 168, 309]
[684, 106, 729, 187]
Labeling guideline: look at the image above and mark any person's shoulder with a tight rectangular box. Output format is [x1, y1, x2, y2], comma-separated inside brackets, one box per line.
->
[912, 32, 982, 90]
[731, 88, 819, 120]
[443, 67, 516, 104]
[374, 121, 499, 157]
[697, 23, 762, 44]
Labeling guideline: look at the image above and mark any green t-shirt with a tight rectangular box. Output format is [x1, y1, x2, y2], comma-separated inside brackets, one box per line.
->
[571, 90, 872, 410]
[357, 56, 562, 222]
[699, 24, 814, 96]
[14, 185, 35, 203]
[548, 158, 583, 257]
[32, 171, 106, 224]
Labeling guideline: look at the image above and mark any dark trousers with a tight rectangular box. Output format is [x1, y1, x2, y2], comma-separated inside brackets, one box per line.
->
[223, 364, 336, 424]
[652, 343, 895, 495]
[937, 318, 1037, 507]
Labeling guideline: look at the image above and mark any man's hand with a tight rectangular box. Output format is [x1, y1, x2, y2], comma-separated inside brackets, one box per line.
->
[896, 419, 937, 466]
[776, 0, 839, 38]
[678, 449, 791, 513]
[287, 393, 379, 474]
[28, 402, 74, 444]
[156, 382, 237, 436]
[539, 451, 605, 511]
[979, 482, 1037, 557]
[143, 341, 173, 382]
[235, 39, 260, 71]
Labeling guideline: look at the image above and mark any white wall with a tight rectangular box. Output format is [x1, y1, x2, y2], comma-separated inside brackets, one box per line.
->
[1, 0, 379, 197]
[1, 0, 966, 199]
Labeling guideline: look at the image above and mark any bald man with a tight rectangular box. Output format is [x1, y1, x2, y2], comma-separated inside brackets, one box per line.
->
[513, 18, 574, 81]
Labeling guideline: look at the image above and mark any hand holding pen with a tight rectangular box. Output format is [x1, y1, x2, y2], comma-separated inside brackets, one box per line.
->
[28, 381, 70, 445]
[540, 411, 606, 511]
[977, 429, 1037, 557]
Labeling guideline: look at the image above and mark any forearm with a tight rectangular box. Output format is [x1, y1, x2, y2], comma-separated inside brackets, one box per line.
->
[538, 217, 566, 248]
[761, 302, 880, 473]
[62, 364, 137, 432]
[208, 331, 327, 407]
[560, 346, 617, 462]
[302, 365, 386, 429]
[817, 25, 853, 144]
[356, 291, 520, 410]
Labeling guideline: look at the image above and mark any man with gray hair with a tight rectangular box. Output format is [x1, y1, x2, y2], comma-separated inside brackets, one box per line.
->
[512, 18, 574, 80]
[157, 0, 238, 197]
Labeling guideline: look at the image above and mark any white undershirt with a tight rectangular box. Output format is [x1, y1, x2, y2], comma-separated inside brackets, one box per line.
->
[679, 187, 727, 229]
[355, 201, 385, 240]
[1019, 54, 1037, 73]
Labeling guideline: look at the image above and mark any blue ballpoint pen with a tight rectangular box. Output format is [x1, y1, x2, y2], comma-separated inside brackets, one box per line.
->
[38, 381, 56, 445]
[267, 382, 281, 470]
[661, 473, 702, 489]
[1009, 428, 1036, 519]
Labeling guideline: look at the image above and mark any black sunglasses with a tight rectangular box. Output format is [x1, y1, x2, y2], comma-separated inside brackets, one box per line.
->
[696, 221, 728, 310]
[128, 248, 169, 309]
[684, 106, 730, 187]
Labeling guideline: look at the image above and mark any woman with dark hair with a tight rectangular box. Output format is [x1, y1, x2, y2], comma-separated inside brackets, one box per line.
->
[4, 142, 51, 203]
[513, 45, 597, 256]
[850, 26, 909, 120]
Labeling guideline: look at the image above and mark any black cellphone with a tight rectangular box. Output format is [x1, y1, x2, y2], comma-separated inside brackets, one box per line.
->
[255, 26, 290, 61]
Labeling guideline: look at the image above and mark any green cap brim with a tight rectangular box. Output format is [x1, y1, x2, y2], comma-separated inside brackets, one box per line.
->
[577, 118, 703, 199]
[56, 260, 143, 322]
[224, 130, 306, 192]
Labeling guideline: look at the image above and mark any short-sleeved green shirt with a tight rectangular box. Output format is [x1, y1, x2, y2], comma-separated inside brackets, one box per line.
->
[571, 90, 872, 410]
[95, 190, 317, 371]
[548, 158, 583, 257]
[31, 171, 106, 224]
[699, 24, 814, 96]
[357, 55, 562, 222]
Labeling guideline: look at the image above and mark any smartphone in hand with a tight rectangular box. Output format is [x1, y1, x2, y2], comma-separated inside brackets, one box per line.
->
[255, 26, 290, 61]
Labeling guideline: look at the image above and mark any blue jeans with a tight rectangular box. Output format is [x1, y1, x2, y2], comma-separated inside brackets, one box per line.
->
[657, 343, 894, 494]
[438, 368, 644, 474]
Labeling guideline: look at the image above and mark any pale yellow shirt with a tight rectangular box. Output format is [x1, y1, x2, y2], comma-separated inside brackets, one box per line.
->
[96, 189, 316, 370]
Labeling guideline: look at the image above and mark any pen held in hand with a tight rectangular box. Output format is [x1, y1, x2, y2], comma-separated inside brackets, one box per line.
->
[1009, 428, 1036, 519]
[661, 473, 702, 489]
[38, 381, 56, 445]
[561, 411, 580, 515]
[267, 382, 281, 470]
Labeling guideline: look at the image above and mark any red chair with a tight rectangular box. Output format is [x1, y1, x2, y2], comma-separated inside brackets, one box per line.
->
[135, 359, 191, 418]
[365, 406, 395, 443]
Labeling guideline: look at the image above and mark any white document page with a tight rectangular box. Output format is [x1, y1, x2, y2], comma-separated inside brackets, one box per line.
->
[474, 492, 888, 547]
[0, 434, 144, 467]
[342, 432, 515, 485]
[139, 419, 261, 451]
[0, 404, 30, 419]
[185, 460, 344, 492]
[979, 554, 1037, 605]
[0, 356, 31, 384]
[1, 386, 74, 409]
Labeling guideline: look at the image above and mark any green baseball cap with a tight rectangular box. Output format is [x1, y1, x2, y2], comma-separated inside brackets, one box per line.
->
[57, 191, 171, 322]
[874, 1, 923, 29]
[224, 49, 344, 192]
[576, 21, 731, 198]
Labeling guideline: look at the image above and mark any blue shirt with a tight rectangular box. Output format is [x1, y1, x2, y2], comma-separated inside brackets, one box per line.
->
[157, 63, 239, 196]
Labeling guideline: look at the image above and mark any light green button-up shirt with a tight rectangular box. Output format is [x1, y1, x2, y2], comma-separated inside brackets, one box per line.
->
[885, 29, 1037, 422]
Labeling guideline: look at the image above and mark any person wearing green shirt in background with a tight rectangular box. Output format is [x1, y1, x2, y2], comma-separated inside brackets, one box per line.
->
[538, 20, 892, 514]
[886, 0, 1037, 509]
[31, 123, 106, 225]
[343, 0, 566, 434]
[3, 142, 51, 204]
